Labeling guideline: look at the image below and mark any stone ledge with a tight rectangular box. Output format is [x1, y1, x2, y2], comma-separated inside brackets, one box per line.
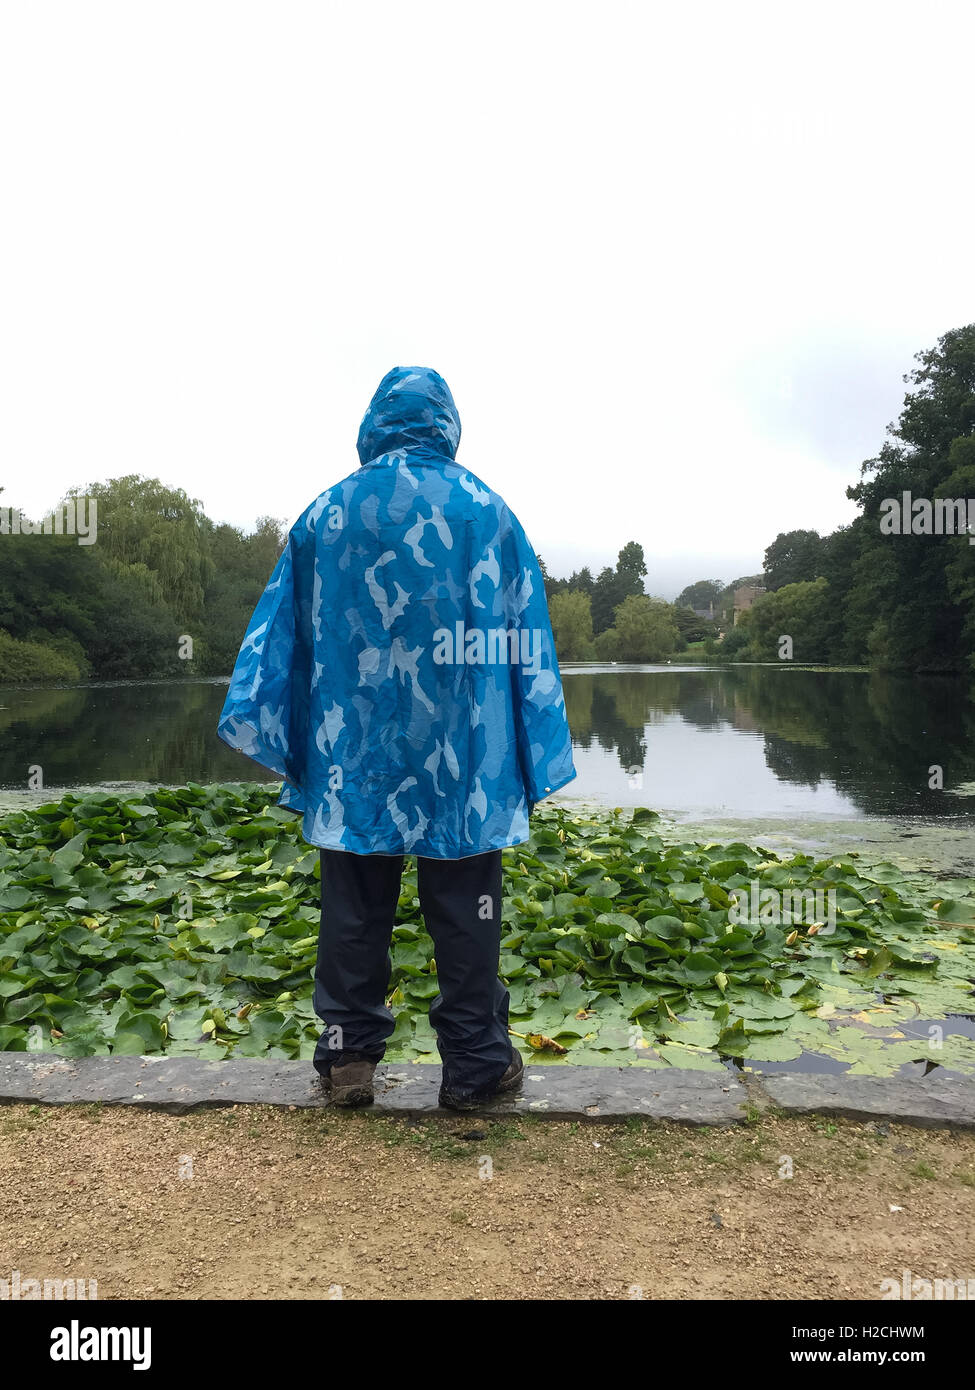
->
[2, 1056, 973, 1127]
[753, 1070, 975, 1129]
[0, 1056, 744, 1123]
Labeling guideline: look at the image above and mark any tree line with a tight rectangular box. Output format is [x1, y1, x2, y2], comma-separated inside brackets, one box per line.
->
[0, 475, 285, 680]
[1, 324, 971, 682]
[541, 325, 975, 673]
[538, 544, 714, 662]
[723, 325, 975, 671]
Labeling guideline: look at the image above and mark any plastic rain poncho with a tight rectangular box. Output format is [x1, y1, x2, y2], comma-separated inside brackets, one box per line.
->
[217, 366, 575, 858]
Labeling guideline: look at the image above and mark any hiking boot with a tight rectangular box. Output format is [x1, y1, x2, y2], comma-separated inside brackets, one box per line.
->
[439, 1044, 525, 1112]
[319, 1054, 378, 1108]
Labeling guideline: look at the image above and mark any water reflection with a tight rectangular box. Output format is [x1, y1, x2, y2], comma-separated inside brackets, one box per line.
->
[1, 667, 974, 823]
[0, 679, 250, 790]
[561, 664, 975, 819]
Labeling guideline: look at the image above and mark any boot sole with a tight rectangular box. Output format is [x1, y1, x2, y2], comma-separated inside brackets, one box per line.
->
[316, 1072, 375, 1108]
[439, 1060, 525, 1111]
[329, 1083, 375, 1108]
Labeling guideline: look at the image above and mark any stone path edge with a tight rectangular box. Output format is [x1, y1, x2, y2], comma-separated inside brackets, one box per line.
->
[2, 1056, 975, 1128]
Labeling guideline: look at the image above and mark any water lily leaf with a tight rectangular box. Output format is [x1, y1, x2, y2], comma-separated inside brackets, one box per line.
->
[669, 882, 704, 904]
[595, 911, 639, 935]
[656, 1042, 724, 1070]
[727, 989, 797, 1020]
[618, 983, 660, 1018]
[641, 915, 686, 939]
[0, 971, 39, 999]
[680, 952, 723, 985]
[935, 898, 975, 925]
[113, 1010, 165, 1051]
[0, 888, 32, 912]
[2, 992, 46, 1023]
[659, 1018, 722, 1048]
[193, 918, 254, 951]
[0, 790, 972, 1073]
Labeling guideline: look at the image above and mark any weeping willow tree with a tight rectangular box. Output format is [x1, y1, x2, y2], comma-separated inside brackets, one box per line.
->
[0, 475, 284, 681]
[71, 474, 214, 622]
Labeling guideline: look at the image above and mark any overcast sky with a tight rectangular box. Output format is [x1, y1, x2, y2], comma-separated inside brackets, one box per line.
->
[3, 0, 973, 598]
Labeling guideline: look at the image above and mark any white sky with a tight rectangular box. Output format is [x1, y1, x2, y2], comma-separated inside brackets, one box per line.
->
[3, 0, 973, 598]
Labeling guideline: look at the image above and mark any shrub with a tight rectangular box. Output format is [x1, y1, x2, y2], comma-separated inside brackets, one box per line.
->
[0, 629, 83, 682]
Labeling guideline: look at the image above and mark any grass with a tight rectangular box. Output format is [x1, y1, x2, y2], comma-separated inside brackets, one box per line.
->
[6, 1100, 975, 1192]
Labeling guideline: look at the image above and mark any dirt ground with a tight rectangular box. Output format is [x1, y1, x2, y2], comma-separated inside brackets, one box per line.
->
[1, 1102, 974, 1300]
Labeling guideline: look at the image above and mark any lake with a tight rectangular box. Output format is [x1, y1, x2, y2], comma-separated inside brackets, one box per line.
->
[2, 666, 974, 861]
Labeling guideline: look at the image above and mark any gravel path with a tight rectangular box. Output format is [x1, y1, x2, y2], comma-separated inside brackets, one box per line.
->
[2, 1105, 973, 1300]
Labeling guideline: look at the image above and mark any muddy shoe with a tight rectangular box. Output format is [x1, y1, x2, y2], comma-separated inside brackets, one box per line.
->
[439, 1045, 524, 1112]
[320, 1055, 378, 1108]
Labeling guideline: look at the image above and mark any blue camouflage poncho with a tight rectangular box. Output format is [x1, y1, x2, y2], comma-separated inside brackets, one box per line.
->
[217, 366, 576, 858]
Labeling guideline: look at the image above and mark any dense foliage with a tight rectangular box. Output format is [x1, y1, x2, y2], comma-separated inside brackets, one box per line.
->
[546, 543, 689, 662]
[0, 477, 284, 681]
[729, 326, 975, 669]
[1, 786, 973, 1075]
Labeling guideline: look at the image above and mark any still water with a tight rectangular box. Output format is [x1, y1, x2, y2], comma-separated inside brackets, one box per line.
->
[1, 665, 974, 828]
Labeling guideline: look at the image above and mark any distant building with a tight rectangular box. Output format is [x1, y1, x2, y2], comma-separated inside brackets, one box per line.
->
[690, 603, 714, 620]
[732, 584, 766, 625]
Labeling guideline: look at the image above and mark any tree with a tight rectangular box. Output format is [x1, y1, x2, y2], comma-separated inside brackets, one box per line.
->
[940, 435, 975, 672]
[616, 541, 648, 590]
[593, 626, 621, 660]
[590, 542, 647, 635]
[85, 564, 185, 678]
[567, 566, 595, 596]
[763, 530, 823, 591]
[0, 630, 81, 680]
[77, 474, 214, 620]
[676, 578, 724, 610]
[199, 516, 287, 674]
[672, 605, 715, 643]
[719, 622, 752, 657]
[731, 578, 832, 663]
[549, 591, 593, 660]
[843, 324, 975, 670]
[613, 595, 679, 662]
[590, 566, 621, 635]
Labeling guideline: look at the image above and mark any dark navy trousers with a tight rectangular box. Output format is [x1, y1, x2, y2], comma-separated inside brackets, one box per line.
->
[313, 848, 511, 1095]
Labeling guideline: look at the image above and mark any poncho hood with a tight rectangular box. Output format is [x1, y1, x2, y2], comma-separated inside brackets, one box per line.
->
[356, 365, 461, 465]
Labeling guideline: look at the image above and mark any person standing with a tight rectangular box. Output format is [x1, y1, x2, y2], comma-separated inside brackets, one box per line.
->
[218, 366, 575, 1109]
